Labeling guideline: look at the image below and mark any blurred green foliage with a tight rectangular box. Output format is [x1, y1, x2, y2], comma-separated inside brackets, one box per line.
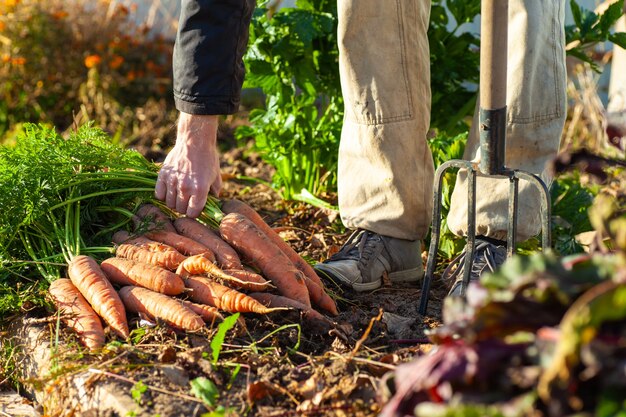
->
[0, 0, 175, 145]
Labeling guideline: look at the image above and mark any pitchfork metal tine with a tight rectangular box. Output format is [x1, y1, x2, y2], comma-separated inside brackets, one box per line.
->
[418, 0, 552, 316]
[417, 165, 552, 316]
[418, 160, 476, 315]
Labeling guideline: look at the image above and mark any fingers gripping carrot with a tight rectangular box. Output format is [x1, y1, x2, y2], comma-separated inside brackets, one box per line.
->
[112, 231, 187, 270]
[135, 204, 177, 233]
[221, 199, 338, 315]
[68, 255, 129, 339]
[112, 230, 133, 244]
[119, 286, 204, 331]
[101, 257, 185, 295]
[184, 275, 286, 314]
[173, 217, 243, 269]
[144, 230, 216, 261]
[176, 254, 272, 292]
[49, 279, 105, 350]
[219, 213, 311, 307]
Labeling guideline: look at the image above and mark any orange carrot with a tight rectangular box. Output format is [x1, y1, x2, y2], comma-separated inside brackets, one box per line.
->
[144, 230, 216, 262]
[248, 292, 333, 332]
[49, 278, 105, 350]
[184, 275, 286, 314]
[101, 257, 185, 296]
[135, 203, 177, 233]
[223, 269, 274, 291]
[180, 300, 224, 324]
[221, 199, 338, 315]
[219, 212, 311, 307]
[112, 231, 186, 271]
[300, 277, 338, 317]
[173, 217, 243, 269]
[118, 286, 204, 331]
[176, 254, 272, 292]
[68, 255, 129, 339]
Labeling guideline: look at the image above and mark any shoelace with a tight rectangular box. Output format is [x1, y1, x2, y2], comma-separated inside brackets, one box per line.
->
[442, 240, 506, 288]
[326, 229, 381, 264]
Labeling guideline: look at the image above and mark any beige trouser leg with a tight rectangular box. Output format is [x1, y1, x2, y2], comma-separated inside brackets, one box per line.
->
[608, 16, 626, 114]
[447, 0, 568, 242]
[337, 0, 433, 241]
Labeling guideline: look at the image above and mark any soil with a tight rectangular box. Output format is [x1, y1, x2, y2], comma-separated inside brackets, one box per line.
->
[9, 117, 451, 417]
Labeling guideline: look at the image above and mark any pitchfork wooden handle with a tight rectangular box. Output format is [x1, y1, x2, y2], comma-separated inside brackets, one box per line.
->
[480, 0, 508, 109]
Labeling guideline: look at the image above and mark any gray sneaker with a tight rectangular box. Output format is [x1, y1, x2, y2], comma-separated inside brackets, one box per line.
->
[444, 238, 507, 297]
[314, 229, 424, 292]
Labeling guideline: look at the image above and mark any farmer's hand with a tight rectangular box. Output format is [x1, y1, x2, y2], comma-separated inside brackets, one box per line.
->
[155, 112, 222, 218]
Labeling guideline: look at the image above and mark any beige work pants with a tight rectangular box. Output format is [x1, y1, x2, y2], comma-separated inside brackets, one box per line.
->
[337, 0, 567, 242]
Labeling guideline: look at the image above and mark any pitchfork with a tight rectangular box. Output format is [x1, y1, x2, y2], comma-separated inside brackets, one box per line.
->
[418, 0, 552, 315]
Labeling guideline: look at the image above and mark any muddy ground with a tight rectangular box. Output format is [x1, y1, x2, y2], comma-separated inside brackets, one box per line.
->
[4, 124, 450, 417]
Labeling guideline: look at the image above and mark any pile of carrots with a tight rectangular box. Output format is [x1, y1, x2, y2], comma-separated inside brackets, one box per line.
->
[48, 200, 338, 351]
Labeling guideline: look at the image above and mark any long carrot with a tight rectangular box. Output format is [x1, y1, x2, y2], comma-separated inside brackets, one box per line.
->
[248, 292, 333, 333]
[135, 203, 177, 233]
[173, 217, 243, 269]
[112, 230, 186, 271]
[223, 269, 274, 290]
[176, 254, 272, 292]
[49, 278, 105, 351]
[184, 275, 286, 314]
[144, 230, 216, 261]
[180, 300, 224, 324]
[118, 286, 204, 331]
[219, 212, 311, 307]
[101, 257, 185, 296]
[221, 199, 338, 315]
[68, 255, 129, 339]
[300, 277, 338, 317]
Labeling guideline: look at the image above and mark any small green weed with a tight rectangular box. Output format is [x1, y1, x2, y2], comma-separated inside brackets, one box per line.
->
[0, 337, 21, 390]
[131, 380, 148, 405]
[210, 313, 240, 364]
[191, 377, 236, 416]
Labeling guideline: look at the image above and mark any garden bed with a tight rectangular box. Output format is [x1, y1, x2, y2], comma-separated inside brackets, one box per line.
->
[1, 138, 447, 417]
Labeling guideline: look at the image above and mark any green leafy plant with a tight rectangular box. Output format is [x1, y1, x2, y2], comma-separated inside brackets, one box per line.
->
[236, 0, 341, 202]
[566, 0, 626, 71]
[550, 175, 595, 255]
[428, 0, 481, 135]
[426, 131, 467, 260]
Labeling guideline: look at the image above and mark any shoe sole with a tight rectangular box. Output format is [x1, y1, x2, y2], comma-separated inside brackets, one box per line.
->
[389, 264, 424, 283]
[314, 263, 381, 292]
[315, 263, 424, 293]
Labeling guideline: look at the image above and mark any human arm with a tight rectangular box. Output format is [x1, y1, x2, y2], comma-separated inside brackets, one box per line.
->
[155, 113, 221, 217]
[155, 0, 255, 217]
